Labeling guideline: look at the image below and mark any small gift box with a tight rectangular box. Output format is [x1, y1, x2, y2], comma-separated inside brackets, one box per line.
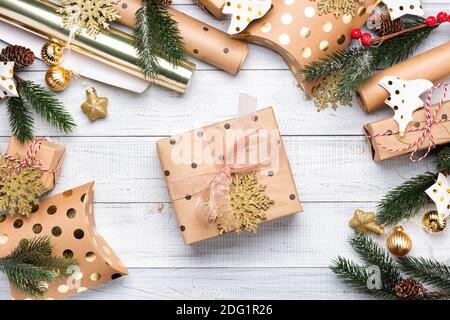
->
[364, 100, 450, 161]
[156, 95, 302, 244]
[6, 137, 65, 192]
[0, 182, 128, 300]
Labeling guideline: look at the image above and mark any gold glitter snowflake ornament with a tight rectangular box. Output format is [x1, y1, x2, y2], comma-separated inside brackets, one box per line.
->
[57, 0, 121, 38]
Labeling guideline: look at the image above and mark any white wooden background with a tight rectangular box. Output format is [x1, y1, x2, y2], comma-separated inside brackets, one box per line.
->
[0, 0, 449, 300]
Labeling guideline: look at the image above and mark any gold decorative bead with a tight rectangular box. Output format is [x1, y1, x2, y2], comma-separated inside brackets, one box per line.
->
[387, 226, 412, 256]
[422, 211, 447, 234]
[81, 87, 108, 122]
[41, 42, 64, 66]
[45, 65, 74, 92]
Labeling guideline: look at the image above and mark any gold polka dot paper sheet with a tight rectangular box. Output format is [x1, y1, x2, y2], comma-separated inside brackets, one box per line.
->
[382, 0, 424, 20]
[222, 0, 273, 35]
[0, 182, 128, 300]
[233, 0, 378, 94]
[426, 173, 450, 220]
[378, 76, 433, 135]
[364, 100, 450, 161]
[0, 61, 18, 99]
[156, 107, 303, 245]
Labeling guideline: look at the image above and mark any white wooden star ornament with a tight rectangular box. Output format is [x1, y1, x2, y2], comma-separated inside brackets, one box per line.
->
[426, 173, 450, 219]
[378, 76, 433, 135]
[222, 0, 272, 35]
[381, 0, 424, 20]
[0, 61, 18, 99]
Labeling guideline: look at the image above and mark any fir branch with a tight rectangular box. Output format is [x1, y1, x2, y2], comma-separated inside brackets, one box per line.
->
[0, 237, 77, 298]
[6, 96, 34, 143]
[330, 256, 396, 299]
[435, 146, 450, 174]
[398, 256, 450, 291]
[17, 80, 76, 134]
[376, 172, 437, 226]
[133, 1, 186, 78]
[349, 232, 402, 293]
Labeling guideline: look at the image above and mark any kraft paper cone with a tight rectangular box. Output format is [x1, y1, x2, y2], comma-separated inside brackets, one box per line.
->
[364, 101, 450, 161]
[6, 137, 65, 192]
[156, 107, 302, 245]
[233, 0, 377, 94]
[115, 0, 248, 75]
[358, 41, 450, 113]
[193, 0, 225, 20]
[0, 182, 128, 300]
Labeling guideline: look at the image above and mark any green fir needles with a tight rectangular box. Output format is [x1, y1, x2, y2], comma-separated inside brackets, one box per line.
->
[0, 236, 77, 298]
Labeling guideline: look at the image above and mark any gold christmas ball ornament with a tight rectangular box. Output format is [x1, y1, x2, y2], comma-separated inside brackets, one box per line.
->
[45, 65, 74, 92]
[422, 211, 447, 234]
[81, 87, 108, 122]
[349, 209, 384, 235]
[41, 42, 64, 66]
[387, 226, 412, 257]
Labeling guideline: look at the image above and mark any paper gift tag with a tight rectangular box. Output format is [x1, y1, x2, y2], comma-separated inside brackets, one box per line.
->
[381, 0, 424, 20]
[0, 182, 128, 300]
[378, 76, 433, 134]
[426, 173, 450, 219]
[0, 61, 18, 99]
[222, 0, 272, 34]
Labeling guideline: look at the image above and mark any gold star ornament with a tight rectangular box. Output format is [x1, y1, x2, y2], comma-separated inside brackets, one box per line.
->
[81, 87, 108, 122]
[349, 209, 384, 235]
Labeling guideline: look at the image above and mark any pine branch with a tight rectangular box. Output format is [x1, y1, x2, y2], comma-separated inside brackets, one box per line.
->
[6, 96, 34, 143]
[435, 146, 450, 174]
[349, 232, 403, 293]
[17, 80, 76, 134]
[133, 1, 186, 78]
[330, 256, 396, 299]
[376, 172, 437, 226]
[398, 256, 450, 291]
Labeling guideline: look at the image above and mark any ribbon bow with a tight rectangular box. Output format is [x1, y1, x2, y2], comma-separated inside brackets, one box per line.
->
[0, 138, 59, 181]
[167, 94, 282, 224]
[369, 82, 449, 162]
[0, 61, 19, 99]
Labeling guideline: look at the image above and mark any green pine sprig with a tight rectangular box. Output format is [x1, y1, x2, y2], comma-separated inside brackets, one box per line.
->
[398, 256, 450, 291]
[133, 0, 186, 79]
[6, 96, 34, 143]
[434, 146, 450, 173]
[0, 236, 77, 298]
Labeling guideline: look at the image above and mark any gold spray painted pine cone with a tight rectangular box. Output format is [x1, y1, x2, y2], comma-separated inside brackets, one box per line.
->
[349, 209, 384, 235]
[41, 42, 64, 66]
[422, 211, 447, 234]
[81, 87, 108, 122]
[387, 226, 412, 256]
[45, 65, 74, 92]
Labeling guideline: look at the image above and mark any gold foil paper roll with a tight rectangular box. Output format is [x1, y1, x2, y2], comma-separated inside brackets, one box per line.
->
[357, 41, 450, 113]
[0, 0, 195, 93]
[193, 0, 225, 20]
[115, 0, 248, 75]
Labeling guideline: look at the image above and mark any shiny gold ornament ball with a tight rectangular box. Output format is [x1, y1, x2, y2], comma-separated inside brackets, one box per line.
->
[81, 87, 108, 122]
[422, 211, 447, 234]
[386, 226, 412, 256]
[45, 65, 74, 92]
[41, 42, 64, 66]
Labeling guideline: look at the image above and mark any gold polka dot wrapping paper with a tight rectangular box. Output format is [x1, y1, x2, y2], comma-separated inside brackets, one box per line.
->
[156, 107, 303, 245]
[0, 61, 18, 99]
[0, 182, 128, 300]
[115, 0, 249, 75]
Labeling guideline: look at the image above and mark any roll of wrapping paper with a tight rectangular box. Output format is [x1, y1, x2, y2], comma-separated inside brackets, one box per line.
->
[357, 41, 450, 113]
[193, 0, 225, 20]
[115, 0, 248, 75]
[0, 0, 195, 93]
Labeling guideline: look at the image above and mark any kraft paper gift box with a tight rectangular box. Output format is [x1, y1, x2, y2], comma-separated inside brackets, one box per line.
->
[156, 107, 302, 245]
[0, 182, 128, 300]
[6, 137, 65, 192]
[364, 101, 450, 161]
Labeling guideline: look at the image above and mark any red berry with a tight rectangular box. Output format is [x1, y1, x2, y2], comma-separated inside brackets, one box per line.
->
[426, 15, 438, 26]
[437, 11, 448, 23]
[351, 28, 362, 39]
[360, 32, 372, 46]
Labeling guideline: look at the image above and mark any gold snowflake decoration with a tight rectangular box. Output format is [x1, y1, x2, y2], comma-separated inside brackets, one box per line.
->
[0, 158, 46, 217]
[311, 0, 365, 17]
[217, 172, 274, 234]
[57, 0, 121, 38]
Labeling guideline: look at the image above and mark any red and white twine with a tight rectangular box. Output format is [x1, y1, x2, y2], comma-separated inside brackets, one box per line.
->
[0, 137, 59, 181]
[370, 83, 449, 162]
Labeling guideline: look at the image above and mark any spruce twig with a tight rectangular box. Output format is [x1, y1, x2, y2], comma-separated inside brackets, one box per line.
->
[398, 256, 450, 291]
[434, 146, 450, 174]
[6, 96, 35, 143]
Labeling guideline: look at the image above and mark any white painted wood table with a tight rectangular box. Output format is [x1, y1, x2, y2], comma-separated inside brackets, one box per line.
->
[0, 0, 449, 300]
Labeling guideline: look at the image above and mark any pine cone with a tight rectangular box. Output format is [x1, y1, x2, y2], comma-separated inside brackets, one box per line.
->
[394, 278, 425, 300]
[375, 14, 404, 36]
[0, 45, 35, 70]
[151, 0, 172, 5]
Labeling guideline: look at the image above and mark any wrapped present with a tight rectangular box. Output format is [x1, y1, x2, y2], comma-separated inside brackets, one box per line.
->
[364, 99, 450, 161]
[0, 182, 128, 300]
[6, 137, 65, 192]
[157, 95, 302, 244]
[194, 0, 225, 20]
